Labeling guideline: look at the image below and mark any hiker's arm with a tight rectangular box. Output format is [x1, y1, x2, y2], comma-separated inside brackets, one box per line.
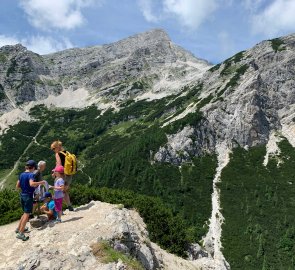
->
[16, 180, 20, 189]
[54, 185, 64, 191]
[30, 179, 45, 187]
[43, 208, 53, 215]
[55, 152, 62, 166]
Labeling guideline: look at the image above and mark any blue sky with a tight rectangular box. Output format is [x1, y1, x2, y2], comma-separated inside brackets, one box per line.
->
[0, 0, 295, 63]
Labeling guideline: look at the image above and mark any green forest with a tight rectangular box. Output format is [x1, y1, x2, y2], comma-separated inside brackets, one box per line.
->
[220, 140, 295, 269]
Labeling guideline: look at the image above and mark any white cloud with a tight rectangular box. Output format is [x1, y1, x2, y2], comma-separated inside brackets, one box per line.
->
[252, 0, 295, 35]
[0, 36, 20, 48]
[138, 0, 218, 29]
[19, 0, 96, 31]
[138, 0, 160, 23]
[163, 0, 218, 29]
[0, 35, 73, 54]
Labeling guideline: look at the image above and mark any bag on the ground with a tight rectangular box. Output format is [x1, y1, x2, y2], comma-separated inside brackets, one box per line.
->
[60, 151, 77, 175]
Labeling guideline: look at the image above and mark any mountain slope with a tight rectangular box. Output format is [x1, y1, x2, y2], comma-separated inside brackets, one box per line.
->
[0, 29, 210, 117]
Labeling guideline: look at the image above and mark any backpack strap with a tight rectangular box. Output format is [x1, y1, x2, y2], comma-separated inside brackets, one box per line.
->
[59, 151, 67, 156]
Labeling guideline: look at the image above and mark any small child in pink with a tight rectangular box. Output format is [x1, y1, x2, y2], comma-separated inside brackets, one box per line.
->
[52, 165, 65, 223]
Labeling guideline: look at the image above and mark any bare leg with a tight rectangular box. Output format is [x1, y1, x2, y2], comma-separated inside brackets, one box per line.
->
[17, 215, 26, 231]
[64, 190, 71, 206]
[19, 213, 30, 233]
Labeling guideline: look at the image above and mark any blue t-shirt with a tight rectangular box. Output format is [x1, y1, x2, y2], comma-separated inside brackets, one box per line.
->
[19, 172, 35, 197]
[54, 178, 65, 199]
[46, 200, 57, 218]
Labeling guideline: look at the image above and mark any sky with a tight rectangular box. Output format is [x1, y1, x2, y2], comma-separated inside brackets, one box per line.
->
[0, 0, 295, 64]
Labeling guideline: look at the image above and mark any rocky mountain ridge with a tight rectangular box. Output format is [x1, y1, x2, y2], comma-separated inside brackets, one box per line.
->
[0, 201, 215, 270]
[156, 34, 295, 164]
[0, 29, 210, 115]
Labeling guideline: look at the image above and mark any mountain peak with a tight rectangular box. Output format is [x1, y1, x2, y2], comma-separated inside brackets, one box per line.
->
[129, 28, 171, 42]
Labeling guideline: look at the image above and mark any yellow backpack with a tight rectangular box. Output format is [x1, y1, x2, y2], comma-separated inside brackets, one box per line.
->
[60, 151, 77, 175]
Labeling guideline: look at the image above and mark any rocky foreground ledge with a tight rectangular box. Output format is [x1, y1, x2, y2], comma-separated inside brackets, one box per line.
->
[0, 201, 215, 270]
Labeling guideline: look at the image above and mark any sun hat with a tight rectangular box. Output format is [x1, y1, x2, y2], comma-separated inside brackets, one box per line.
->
[54, 165, 64, 174]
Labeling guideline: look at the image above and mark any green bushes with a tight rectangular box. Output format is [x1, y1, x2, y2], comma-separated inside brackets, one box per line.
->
[0, 189, 22, 225]
[0, 52, 7, 63]
[269, 38, 285, 52]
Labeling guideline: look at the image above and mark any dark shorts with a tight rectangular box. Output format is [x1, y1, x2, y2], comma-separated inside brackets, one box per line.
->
[21, 194, 34, 214]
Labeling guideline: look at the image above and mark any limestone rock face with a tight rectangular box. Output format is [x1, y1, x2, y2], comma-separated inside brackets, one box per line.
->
[155, 34, 295, 163]
[0, 44, 62, 112]
[0, 29, 210, 113]
[0, 201, 211, 270]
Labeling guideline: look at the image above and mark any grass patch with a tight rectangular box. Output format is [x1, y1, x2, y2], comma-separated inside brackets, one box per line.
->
[209, 63, 221, 72]
[91, 241, 144, 270]
[0, 53, 7, 63]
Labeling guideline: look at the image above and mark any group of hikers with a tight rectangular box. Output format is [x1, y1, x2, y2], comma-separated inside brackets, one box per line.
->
[15, 140, 77, 241]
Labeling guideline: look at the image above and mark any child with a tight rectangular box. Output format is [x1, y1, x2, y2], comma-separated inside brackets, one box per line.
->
[15, 160, 45, 241]
[52, 165, 65, 223]
[40, 192, 57, 221]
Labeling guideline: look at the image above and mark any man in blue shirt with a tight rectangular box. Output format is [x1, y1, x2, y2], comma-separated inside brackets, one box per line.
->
[40, 192, 57, 220]
[15, 160, 45, 241]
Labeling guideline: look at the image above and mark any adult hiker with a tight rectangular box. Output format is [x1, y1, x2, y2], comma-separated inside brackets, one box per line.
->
[50, 140, 76, 211]
[32, 161, 49, 217]
[40, 192, 57, 221]
[15, 160, 46, 241]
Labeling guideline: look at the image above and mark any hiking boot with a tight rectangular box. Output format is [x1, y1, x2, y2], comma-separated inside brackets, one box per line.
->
[54, 218, 62, 223]
[15, 227, 29, 234]
[16, 233, 29, 241]
[68, 205, 74, 211]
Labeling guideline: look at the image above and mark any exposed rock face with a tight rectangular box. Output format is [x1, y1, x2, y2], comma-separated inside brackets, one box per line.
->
[0, 29, 210, 114]
[0, 201, 212, 270]
[0, 44, 62, 112]
[155, 34, 295, 163]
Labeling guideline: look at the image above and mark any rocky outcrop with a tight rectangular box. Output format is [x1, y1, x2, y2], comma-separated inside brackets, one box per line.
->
[0, 44, 62, 112]
[0, 201, 212, 270]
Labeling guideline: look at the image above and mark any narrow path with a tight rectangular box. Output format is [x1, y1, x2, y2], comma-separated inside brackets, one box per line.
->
[203, 142, 231, 270]
[0, 124, 45, 189]
[78, 160, 93, 185]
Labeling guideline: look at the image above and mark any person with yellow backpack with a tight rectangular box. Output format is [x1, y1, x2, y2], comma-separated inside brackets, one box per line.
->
[50, 140, 77, 211]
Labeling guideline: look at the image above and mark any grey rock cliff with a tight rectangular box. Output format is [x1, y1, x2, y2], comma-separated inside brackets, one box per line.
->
[0, 29, 210, 113]
[155, 34, 295, 163]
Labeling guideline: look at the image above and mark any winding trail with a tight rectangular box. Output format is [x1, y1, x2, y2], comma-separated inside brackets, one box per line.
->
[0, 124, 45, 189]
[203, 142, 231, 270]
